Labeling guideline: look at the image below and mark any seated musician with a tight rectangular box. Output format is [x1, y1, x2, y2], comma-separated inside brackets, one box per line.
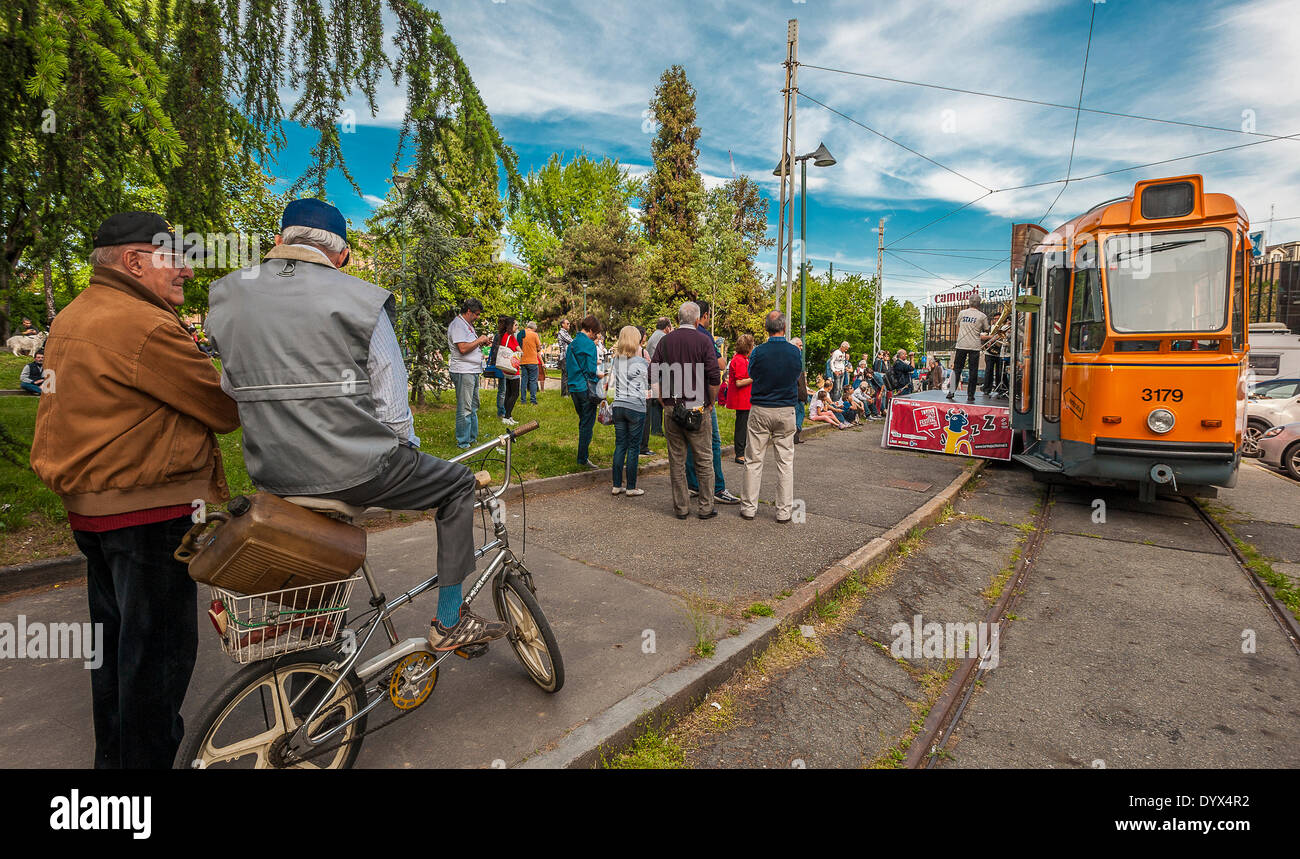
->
[207, 199, 507, 651]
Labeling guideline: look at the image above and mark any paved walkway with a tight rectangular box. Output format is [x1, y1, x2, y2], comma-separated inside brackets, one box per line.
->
[0, 423, 969, 768]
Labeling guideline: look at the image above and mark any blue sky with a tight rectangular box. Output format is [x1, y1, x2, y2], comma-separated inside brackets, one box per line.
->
[271, 0, 1300, 306]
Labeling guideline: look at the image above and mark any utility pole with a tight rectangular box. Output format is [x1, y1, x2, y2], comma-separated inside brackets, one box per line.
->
[774, 19, 798, 319]
[872, 218, 884, 359]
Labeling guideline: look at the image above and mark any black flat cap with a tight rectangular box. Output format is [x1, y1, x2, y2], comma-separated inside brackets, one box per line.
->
[93, 211, 177, 249]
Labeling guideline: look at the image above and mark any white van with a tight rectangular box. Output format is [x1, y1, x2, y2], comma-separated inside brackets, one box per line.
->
[1248, 323, 1300, 379]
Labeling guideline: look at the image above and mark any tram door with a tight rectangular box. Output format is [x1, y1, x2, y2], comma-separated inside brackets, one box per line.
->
[1013, 253, 1044, 434]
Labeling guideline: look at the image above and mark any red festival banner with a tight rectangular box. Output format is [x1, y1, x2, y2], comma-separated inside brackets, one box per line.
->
[884, 396, 1013, 461]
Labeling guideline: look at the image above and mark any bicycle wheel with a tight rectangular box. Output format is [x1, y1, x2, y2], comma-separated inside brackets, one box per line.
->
[492, 570, 565, 693]
[180, 647, 368, 769]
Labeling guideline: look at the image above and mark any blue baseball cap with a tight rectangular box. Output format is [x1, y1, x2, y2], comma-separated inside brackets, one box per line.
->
[280, 198, 348, 241]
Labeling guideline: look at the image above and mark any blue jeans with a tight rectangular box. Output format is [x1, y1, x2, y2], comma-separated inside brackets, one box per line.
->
[20, 382, 42, 395]
[572, 393, 597, 464]
[73, 516, 197, 768]
[612, 406, 645, 489]
[796, 398, 805, 430]
[452, 372, 480, 447]
[685, 407, 726, 493]
[522, 363, 539, 404]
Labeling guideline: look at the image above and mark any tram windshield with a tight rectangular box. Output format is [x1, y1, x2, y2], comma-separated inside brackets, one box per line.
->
[1103, 229, 1230, 333]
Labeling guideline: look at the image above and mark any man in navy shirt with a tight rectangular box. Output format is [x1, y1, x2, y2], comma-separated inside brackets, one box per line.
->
[739, 311, 802, 522]
[684, 300, 741, 504]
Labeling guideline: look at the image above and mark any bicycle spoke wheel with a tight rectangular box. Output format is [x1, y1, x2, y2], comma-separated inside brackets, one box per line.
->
[493, 570, 565, 693]
[181, 647, 368, 769]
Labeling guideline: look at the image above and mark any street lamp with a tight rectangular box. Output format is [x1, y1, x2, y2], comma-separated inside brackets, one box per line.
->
[774, 142, 836, 342]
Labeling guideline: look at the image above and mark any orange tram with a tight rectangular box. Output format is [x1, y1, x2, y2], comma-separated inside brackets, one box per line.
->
[1011, 175, 1251, 501]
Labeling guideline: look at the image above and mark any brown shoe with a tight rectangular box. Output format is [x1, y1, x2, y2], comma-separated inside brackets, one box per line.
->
[428, 605, 509, 651]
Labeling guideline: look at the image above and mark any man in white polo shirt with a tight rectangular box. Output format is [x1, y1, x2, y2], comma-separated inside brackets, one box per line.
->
[448, 298, 491, 449]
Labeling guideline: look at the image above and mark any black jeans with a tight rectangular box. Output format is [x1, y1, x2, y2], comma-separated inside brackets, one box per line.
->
[572, 393, 598, 463]
[733, 409, 750, 458]
[982, 354, 1004, 394]
[648, 400, 664, 437]
[73, 515, 198, 769]
[612, 406, 645, 489]
[501, 376, 520, 419]
[953, 349, 980, 400]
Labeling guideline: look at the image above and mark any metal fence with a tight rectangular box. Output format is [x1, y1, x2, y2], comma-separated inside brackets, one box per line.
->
[924, 300, 1011, 353]
[1251, 259, 1300, 332]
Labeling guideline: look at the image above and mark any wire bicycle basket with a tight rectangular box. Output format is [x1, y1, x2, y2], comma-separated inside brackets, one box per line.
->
[206, 576, 358, 665]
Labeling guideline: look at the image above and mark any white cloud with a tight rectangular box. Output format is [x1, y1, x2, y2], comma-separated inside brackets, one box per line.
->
[362, 194, 386, 208]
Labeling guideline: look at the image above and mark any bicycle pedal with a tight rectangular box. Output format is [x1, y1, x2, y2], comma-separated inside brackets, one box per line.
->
[453, 642, 490, 660]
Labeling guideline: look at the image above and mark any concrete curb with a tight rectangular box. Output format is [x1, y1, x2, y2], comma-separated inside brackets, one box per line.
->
[0, 555, 86, 597]
[517, 457, 987, 769]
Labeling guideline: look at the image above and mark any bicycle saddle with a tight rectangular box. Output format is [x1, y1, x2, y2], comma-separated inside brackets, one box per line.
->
[282, 496, 367, 523]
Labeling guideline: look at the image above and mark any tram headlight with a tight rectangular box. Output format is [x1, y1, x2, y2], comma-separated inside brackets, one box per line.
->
[1147, 408, 1176, 434]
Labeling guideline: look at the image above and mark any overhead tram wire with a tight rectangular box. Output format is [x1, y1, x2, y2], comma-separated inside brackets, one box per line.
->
[1039, 2, 1097, 226]
[800, 87, 1300, 248]
[796, 92, 992, 193]
[798, 64, 1300, 144]
[884, 249, 963, 287]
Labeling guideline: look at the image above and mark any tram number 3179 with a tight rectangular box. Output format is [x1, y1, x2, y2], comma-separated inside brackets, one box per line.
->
[1141, 388, 1184, 402]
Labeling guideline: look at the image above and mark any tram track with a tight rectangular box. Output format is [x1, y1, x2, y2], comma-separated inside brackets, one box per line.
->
[908, 481, 1300, 769]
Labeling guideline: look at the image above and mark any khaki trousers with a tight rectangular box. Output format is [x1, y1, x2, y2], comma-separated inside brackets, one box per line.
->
[664, 404, 715, 516]
[741, 404, 796, 519]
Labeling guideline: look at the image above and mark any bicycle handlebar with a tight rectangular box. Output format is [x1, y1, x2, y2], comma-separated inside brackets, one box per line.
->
[508, 420, 540, 439]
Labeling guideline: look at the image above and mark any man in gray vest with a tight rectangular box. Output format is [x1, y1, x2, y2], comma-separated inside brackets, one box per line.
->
[207, 199, 506, 651]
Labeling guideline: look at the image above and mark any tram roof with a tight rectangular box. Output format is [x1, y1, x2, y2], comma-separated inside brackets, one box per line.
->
[1034, 175, 1249, 248]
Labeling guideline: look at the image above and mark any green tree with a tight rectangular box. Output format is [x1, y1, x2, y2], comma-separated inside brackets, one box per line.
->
[507, 152, 635, 283]
[542, 196, 646, 331]
[3, 0, 518, 335]
[641, 65, 703, 312]
[695, 177, 774, 343]
[801, 270, 877, 371]
[880, 297, 924, 355]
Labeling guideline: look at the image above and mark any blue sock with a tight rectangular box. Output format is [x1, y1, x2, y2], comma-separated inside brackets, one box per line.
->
[436, 583, 463, 628]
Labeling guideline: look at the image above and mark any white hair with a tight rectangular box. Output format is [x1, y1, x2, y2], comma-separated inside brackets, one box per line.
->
[281, 224, 347, 253]
[678, 301, 700, 326]
[88, 245, 125, 268]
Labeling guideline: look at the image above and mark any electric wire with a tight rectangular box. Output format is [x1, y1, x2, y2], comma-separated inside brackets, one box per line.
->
[798, 63, 1299, 143]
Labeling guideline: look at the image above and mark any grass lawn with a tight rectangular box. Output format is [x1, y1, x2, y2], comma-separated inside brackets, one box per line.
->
[1, 351, 739, 563]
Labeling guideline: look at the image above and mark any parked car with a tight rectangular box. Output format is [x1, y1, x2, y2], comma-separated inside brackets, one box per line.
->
[1246, 377, 1300, 452]
[1251, 420, 1300, 481]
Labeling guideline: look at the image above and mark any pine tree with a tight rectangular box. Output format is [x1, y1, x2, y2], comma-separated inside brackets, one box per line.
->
[641, 65, 704, 314]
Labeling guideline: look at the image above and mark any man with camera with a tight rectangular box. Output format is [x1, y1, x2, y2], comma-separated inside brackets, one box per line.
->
[650, 301, 720, 520]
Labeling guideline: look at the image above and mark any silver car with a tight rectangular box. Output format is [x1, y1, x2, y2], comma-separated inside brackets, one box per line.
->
[1246, 377, 1300, 452]
[1253, 420, 1300, 481]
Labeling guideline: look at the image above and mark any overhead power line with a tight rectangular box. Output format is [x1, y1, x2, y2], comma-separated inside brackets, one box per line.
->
[797, 92, 992, 192]
[798, 63, 1299, 143]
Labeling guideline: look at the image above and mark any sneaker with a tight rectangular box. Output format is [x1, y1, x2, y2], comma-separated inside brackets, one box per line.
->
[688, 488, 699, 497]
[714, 489, 741, 505]
[945, 392, 954, 401]
[612, 486, 624, 495]
[698, 510, 719, 520]
[578, 460, 600, 470]
[501, 417, 519, 426]
[625, 488, 644, 497]
[427, 606, 509, 651]
[639, 449, 654, 456]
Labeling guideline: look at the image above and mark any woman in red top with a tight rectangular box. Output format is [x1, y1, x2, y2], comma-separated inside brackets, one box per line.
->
[491, 315, 522, 425]
[728, 334, 755, 463]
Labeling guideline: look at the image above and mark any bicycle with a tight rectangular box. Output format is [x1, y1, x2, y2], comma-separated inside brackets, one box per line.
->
[178, 419, 562, 769]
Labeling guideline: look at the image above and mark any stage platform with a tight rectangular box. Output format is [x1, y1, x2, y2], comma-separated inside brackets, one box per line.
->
[883, 388, 1014, 460]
